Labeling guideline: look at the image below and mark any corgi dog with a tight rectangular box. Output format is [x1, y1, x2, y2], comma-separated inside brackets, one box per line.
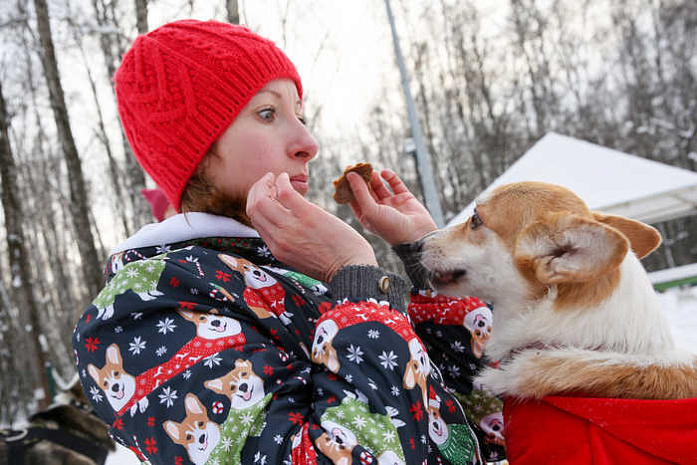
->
[204, 359, 266, 410]
[87, 344, 136, 412]
[315, 420, 357, 465]
[312, 319, 341, 373]
[417, 181, 696, 400]
[163, 394, 220, 465]
[218, 254, 294, 324]
[403, 338, 431, 408]
[178, 309, 242, 340]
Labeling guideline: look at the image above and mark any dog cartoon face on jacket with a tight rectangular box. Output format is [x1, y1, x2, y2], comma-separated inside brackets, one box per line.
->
[464, 306, 493, 358]
[312, 319, 340, 373]
[87, 343, 136, 412]
[163, 393, 220, 465]
[427, 403, 449, 446]
[403, 338, 430, 407]
[480, 412, 505, 446]
[218, 254, 277, 290]
[178, 309, 242, 340]
[204, 359, 265, 410]
[315, 420, 357, 465]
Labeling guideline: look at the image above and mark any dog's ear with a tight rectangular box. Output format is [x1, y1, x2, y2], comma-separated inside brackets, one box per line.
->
[204, 377, 225, 394]
[592, 212, 661, 259]
[184, 394, 205, 415]
[163, 421, 182, 443]
[514, 213, 629, 284]
[218, 254, 239, 271]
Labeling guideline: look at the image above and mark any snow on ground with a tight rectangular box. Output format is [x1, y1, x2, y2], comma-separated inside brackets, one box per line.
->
[105, 286, 696, 464]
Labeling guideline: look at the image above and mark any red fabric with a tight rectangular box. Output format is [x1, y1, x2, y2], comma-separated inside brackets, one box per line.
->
[504, 396, 697, 464]
[115, 20, 302, 211]
[141, 188, 170, 222]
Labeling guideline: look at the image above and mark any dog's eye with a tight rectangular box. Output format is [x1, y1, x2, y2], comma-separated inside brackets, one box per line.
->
[198, 421, 204, 427]
[186, 434, 192, 441]
[470, 212, 483, 229]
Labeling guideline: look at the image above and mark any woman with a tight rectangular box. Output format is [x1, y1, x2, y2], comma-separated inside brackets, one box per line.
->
[72, 19, 504, 464]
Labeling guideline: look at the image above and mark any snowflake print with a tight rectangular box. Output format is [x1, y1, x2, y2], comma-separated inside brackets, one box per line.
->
[132, 312, 143, 320]
[125, 268, 139, 278]
[391, 386, 400, 396]
[190, 288, 199, 295]
[182, 369, 192, 380]
[158, 386, 178, 408]
[221, 437, 233, 451]
[344, 374, 353, 383]
[241, 411, 254, 425]
[352, 415, 367, 429]
[156, 317, 177, 335]
[367, 329, 380, 339]
[155, 245, 171, 254]
[129, 336, 146, 355]
[383, 431, 396, 442]
[89, 386, 103, 403]
[379, 350, 398, 370]
[450, 341, 465, 352]
[156, 346, 168, 357]
[254, 452, 267, 464]
[204, 353, 222, 368]
[448, 364, 461, 378]
[114, 326, 123, 333]
[346, 344, 364, 364]
[257, 245, 272, 257]
[274, 434, 283, 445]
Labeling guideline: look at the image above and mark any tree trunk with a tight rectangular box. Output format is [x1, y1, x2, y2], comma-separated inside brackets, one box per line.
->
[0, 80, 52, 410]
[135, 0, 148, 33]
[227, 0, 240, 24]
[33, 0, 103, 298]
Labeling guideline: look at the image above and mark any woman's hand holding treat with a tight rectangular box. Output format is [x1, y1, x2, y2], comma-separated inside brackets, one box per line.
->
[346, 168, 438, 245]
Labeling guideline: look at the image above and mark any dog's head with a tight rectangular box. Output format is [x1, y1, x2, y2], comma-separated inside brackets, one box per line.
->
[419, 182, 661, 310]
[218, 254, 277, 290]
[87, 344, 136, 412]
[204, 359, 265, 409]
[312, 319, 340, 373]
[178, 309, 242, 340]
[163, 394, 220, 465]
[315, 420, 357, 465]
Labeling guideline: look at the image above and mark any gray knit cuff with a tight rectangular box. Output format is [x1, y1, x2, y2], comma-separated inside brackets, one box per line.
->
[329, 265, 409, 314]
[392, 242, 431, 290]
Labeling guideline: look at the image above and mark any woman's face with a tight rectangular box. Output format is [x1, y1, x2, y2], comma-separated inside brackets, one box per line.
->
[206, 79, 318, 198]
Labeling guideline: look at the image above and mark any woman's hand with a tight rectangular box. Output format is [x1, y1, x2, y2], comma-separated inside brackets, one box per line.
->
[247, 172, 378, 282]
[348, 169, 438, 245]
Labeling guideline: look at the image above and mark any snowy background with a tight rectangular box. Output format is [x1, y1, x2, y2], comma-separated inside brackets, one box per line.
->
[105, 285, 697, 464]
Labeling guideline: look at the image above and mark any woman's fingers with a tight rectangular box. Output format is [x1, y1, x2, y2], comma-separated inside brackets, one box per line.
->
[246, 173, 291, 228]
[381, 169, 410, 195]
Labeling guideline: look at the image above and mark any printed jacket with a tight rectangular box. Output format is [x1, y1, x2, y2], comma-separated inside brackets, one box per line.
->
[72, 213, 505, 464]
[503, 396, 697, 464]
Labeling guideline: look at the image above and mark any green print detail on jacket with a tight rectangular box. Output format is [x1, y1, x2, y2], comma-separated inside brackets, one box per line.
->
[320, 394, 406, 464]
[436, 423, 477, 464]
[92, 256, 167, 320]
[208, 392, 272, 464]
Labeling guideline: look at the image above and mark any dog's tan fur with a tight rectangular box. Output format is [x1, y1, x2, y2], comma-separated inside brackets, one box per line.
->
[419, 181, 697, 400]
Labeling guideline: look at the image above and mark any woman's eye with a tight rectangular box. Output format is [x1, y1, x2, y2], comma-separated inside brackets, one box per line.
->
[471, 212, 483, 229]
[258, 108, 276, 122]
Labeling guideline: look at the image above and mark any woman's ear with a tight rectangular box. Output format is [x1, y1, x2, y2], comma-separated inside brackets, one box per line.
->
[513, 213, 629, 285]
[591, 212, 661, 259]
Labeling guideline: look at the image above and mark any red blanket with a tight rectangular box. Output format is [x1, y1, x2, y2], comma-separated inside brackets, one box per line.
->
[504, 396, 697, 464]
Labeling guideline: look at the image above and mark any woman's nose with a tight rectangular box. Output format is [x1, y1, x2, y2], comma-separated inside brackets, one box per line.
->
[289, 119, 319, 161]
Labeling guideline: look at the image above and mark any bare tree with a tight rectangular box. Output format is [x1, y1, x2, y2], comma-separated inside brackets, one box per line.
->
[227, 0, 240, 24]
[135, 0, 149, 33]
[0, 80, 51, 410]
[33, 0, 103, 298]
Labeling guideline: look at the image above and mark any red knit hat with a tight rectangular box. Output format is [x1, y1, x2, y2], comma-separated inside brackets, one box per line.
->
[115, 19, 303, 211]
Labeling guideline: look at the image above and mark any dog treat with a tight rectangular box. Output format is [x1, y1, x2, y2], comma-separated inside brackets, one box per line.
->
[332, 162, 374, 204]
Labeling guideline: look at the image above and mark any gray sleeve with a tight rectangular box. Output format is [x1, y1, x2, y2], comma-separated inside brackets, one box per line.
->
[329, 265, 409, 314]
[391, 242, 431, 290]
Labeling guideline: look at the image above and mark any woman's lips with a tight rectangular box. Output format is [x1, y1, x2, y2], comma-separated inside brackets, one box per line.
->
[290, 175, 309, 194]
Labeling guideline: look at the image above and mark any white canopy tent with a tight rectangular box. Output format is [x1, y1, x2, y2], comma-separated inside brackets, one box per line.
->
[447, 132, 697, 227]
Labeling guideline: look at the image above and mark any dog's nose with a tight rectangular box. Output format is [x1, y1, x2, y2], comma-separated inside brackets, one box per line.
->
[211, 319, 220, 327]
[199, 435, 206, 444]
[111, 384, 120, 393]
[239, 383, 248, 393]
